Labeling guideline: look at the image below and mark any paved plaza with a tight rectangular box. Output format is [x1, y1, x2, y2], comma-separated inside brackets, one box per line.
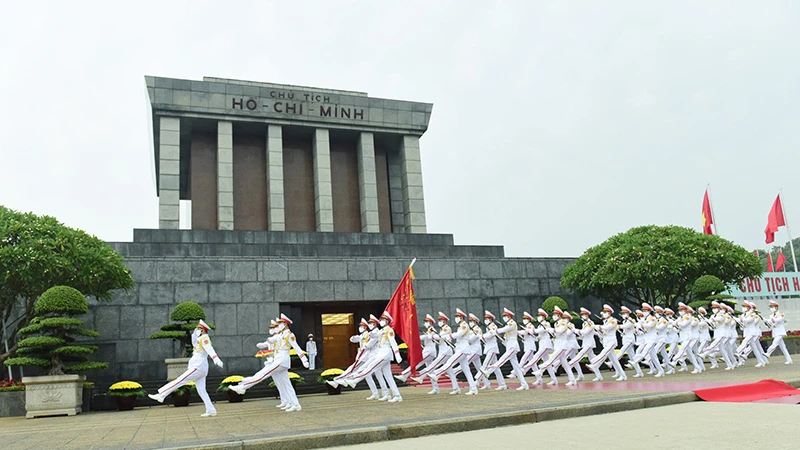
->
[0, 356, 797, 450]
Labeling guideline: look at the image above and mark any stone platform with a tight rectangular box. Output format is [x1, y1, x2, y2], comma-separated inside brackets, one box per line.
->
[0, 356, 796, 450]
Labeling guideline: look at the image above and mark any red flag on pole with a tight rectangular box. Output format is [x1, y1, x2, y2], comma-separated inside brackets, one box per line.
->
[701, 190, 714, 235]
[765, 194, 787, 244]
[384, 263, 422, 376]
[767, 252, 775, 272]
[776, 251, 787, 271]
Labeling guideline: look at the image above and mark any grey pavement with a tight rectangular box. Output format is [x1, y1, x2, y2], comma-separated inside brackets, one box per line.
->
[0, 356, 797, 450]
[324, 401, 799, 450]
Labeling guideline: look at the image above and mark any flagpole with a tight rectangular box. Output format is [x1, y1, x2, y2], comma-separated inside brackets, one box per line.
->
[707, 183, 720, 235]
[779, 189, 798, 272]
[409, 258, 417, 268]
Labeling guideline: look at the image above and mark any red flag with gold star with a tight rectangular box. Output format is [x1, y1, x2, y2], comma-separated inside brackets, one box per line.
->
[384, 263, 422, 376]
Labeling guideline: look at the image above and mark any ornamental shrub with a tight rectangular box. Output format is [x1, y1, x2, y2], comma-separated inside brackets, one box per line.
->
[542, 296, 568, 313]
[692, 275, 726, 299]
[3, 286, 108, 375]
[150, 302, 214, 357]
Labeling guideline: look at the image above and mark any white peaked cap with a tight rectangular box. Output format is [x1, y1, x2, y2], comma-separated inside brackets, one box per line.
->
[502, 307, 514, 317]
[197, 319, 210, 331]
[279, 313, 292, 325]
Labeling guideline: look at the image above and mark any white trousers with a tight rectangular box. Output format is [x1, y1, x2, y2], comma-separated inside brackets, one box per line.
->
[538, 347, 575, 382]
[766, 336, 794, 363]
[632, 342, 665, 375]
[480, 353, 506, 387]
[434, 350, 476, 391]
[485, 348, 527, 386]
[350, 355, 400, 397]
[158, 366, 215, 413]
[590, 342, 625, 377]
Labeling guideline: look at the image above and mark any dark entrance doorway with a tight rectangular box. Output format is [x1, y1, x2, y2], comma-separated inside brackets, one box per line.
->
[280, 301, 387, 370]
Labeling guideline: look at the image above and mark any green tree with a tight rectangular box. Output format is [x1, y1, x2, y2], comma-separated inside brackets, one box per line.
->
[4, 286, 108, 375]
[0, 206, 135, 363]
[561, 225, 762, 310]
[541, 296, 568, 312]
[150, 302, 214, 357]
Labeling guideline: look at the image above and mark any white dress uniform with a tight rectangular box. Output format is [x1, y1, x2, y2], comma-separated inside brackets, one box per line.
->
[631, 305, 665, 377]
[306, 336, 317, 370]
[481, 308, 529, 390]
[521, 309, 555, 385]
[568, 309, 597, 379]
[699, 303, 736, 370]
[517, 312, 538, 372]
[765, 301, 793, 364]
[617, 307, 643, 377]
[736, 302, 769, 367]
[588, 305, 626, 381]
[669, 305, 702, 373]
[479, 311, 507, 390]
[654, 314, 673, 374]
[346, 311, 404, 402]
[232, 314, 309, 412]
[397, 315, 439, 384]
[534, 310, 577, 386]
[428, 309, 477, 395]
[333, 318, 387, 399]
[664, 311, 680, 363]
[150, 319, 223, 416]
[410, 312, 457, 393]
[467, 315, 491, 390]
[695, 309, 714, 367]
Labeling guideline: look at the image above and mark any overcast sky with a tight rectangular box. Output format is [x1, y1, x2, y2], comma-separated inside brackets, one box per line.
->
[2, 1, 798, 257]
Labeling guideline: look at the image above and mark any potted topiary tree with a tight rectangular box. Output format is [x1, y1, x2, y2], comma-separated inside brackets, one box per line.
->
[107, 381, 146, 411]
[171, 381, 195, 407]
[149, 302, 214, 380]
[3, 286, 108, 418]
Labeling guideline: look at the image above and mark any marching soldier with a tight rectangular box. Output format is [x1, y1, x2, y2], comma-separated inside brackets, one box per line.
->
[330, 317, 387, 400]
[765, 300, 793, 364]
[588, 304, 626, 381]
[696, 307, 716, 369]
[618, 306, 643, 378]
[664, 308, 681, 369]
[568, 307, 597, 381]
[521, 309, 554, 385]
[480, 311, 508, 391]
[533, 307, 577, 386]
[669, 303, 703, 374]
[736, 301, 769, 368]
[396, 314, 439, 385]
[410, 312, 458, 394]
[516, 312, 538, 376]
[631, 303, 665, 377]
[231, 314, 309, 412]
[699, 301, 736, 370]
[342, 311, 404, 403]
[465, 313, 490, 390]
[479, 308, 529, 390]
[148, 319, 223, 417]
[424, 309, 478, 395]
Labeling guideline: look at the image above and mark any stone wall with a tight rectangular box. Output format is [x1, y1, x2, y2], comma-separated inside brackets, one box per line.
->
[75, 229, 594, 385]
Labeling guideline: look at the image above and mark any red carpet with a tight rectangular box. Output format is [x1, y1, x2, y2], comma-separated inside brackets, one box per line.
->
[693, 379, 800, 403]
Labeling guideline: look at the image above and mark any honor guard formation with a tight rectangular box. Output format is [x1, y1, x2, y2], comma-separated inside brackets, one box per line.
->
[146, 300, 792, 415]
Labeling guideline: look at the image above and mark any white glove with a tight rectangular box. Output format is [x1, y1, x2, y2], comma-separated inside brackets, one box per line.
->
[214, 359, 224, 368]
[256, 342, 269, 349]
[395, 353, 402, 364]
[301, 357, 309, 369]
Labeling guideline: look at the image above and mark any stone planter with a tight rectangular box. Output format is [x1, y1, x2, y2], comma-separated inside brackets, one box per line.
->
[165, 358, 191, 380]
[22, 374, 85, 419]
[325, 383, 342, 395]
[171, 390, 191, 407]
[115, 396, 136, 411]
[0, 391, 27, 417]
[226, 390, 244, 403]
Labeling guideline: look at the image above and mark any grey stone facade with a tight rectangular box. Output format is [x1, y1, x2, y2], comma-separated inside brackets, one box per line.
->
[84, 229, 594, 385]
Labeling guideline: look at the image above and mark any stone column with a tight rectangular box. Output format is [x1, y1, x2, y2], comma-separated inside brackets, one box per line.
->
[217, 121, 234, 230]
[313, 129, 334, 232]
[266, 125, 285, 231]
[158, 117, 180, 229]
[399, 135, 427, 233]
[357, 132, 380, 233]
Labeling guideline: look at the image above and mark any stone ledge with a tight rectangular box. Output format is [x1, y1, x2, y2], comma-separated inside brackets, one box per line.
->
[163, 426, 389, 450]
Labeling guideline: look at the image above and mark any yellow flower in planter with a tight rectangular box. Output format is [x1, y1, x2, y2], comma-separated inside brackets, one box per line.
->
[288, 372, 301, 380]
[221, 375, 244, 384]
[320, 368, 344, 377]
[109, 381, 143, 391]
[318, 368, 344, 383]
